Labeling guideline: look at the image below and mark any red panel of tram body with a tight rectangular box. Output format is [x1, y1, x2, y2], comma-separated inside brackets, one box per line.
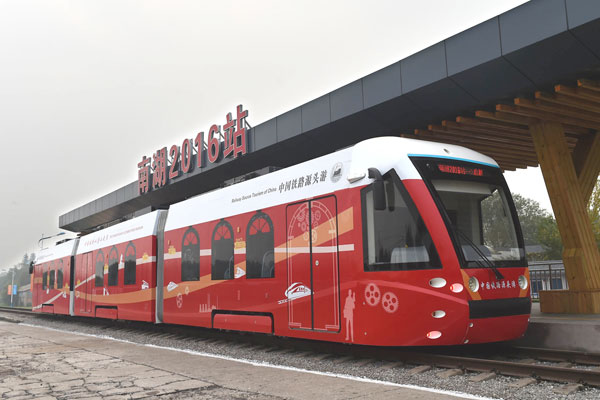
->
[162, 204, 288, 328]
[32, 238, 77, 315]
[73, 211, 163, 322]
[213, 314, 272, 333]
[32, 256, 71, 315]
[73, 236, 157, 321]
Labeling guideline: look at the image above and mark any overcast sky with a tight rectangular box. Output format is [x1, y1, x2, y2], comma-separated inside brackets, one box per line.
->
[1, 0, 542, 271]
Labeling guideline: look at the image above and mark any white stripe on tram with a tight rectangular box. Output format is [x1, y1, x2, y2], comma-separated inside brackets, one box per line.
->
[163, 244, 354, 260]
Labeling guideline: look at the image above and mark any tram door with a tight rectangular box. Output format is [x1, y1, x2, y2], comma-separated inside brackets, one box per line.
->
[78, 252, 93, 313]
[286, 196, 340, 332]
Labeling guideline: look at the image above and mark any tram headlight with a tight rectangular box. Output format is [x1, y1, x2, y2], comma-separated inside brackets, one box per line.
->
[449, 283, 463, 293]
[427, 330, 442, 339]
[429, 278, 447, 288]
[468, 276, 479, 293]
[518, 275, 528, 290]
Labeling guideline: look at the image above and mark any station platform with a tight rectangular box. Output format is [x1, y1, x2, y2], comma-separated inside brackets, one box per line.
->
[0, 321, 477, 400]
[513, 302, 600, 352]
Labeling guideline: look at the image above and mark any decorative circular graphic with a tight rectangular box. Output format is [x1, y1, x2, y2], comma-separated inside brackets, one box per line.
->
[297, 208, 306, 222]
[313, 210, 321, 224]
[176, 293, 183, 309]
[331, 162, 343, 182]
[364, 283, 380, 306]
[382, 292, 399, 313]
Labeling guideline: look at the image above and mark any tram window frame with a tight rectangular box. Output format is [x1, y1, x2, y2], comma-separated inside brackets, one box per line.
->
[410, 157, 527, 269]
[56, 260, 64, 289]
[49, 268, 55, 289]
[181, 227, 200, 282]
[211, 219, 235, 280]
[108, 246, 119, 287]
[246, 211, 275, 279]
[95, 250, 104, 287]
[42, 270, 48, 290]
[124, 242, 137, 285]
[361, 171, 441, 272]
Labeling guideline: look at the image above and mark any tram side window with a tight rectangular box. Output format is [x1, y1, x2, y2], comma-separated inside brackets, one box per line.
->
[181, 227, 200, 281]
[361, 172, 441, 271]
[42, 271, 48, 290]
[108, 247, 119, 286]
[212, 220, 234, 280]
[57, 269, 64, 289]
[49, 269, 55, 289]
[246, 211, 275, 279]
[57, 260, 64, 289]
[95, 251, 104, 287]
[124, 242, 136, 285]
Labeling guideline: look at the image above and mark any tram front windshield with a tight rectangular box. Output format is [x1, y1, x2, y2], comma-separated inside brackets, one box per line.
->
[414, 159, 526, 268]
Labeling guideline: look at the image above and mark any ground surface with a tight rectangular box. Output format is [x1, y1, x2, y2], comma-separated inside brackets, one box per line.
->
[0, 320, 467, 400]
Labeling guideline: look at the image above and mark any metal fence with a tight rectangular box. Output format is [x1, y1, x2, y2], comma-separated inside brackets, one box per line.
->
[528, 260, 568, 299]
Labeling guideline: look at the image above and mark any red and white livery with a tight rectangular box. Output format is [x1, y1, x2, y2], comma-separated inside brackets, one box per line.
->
[32, 239, 78, 315]
[32, 137, 531, 346]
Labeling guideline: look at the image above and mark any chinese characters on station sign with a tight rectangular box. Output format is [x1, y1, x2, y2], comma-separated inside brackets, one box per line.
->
[138, 105, 250, 195]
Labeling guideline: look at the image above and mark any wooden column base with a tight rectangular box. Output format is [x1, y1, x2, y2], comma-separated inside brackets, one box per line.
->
[540, 290, 600, 314]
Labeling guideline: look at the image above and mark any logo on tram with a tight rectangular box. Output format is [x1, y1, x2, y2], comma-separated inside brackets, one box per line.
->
[278, 282, 312, 304]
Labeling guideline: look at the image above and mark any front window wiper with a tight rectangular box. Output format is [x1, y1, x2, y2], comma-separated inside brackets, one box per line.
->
[454, 228, 504, 280]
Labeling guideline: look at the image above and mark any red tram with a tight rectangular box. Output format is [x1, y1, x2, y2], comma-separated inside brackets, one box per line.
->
[32, 137, 531, 346]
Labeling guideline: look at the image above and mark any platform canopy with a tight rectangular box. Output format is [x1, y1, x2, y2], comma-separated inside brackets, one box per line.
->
[59, 0, 600, 313]
[407, 80, 599, 172]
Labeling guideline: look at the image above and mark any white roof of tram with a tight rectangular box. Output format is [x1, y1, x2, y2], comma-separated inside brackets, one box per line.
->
[77, 210, 165, 254]
[36, 239, 78, 265]
[164, 137, 497, 231]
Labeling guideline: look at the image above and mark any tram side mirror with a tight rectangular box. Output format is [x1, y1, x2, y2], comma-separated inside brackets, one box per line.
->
[29, 261, 35, 274]
[368, 168, 386, 211]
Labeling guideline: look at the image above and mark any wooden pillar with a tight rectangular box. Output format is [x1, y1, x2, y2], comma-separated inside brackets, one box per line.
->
[572, 132, 600, 204]
[530, 121, 600, 313]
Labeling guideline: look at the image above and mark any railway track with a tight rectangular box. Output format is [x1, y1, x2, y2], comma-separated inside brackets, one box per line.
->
[3, 307, 600, 389]
[0, 306, 32, 316]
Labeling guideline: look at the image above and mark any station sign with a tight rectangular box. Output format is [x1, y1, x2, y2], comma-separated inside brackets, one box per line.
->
[137, 105, 250, 195]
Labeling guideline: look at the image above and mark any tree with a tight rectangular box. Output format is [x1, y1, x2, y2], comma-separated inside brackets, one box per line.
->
[511, 194, 562, 261]
[512, 194, 552, 246]
[536, 215, 563, 260]
[0, 253, 35, 306]
[509, 180, 600, 262]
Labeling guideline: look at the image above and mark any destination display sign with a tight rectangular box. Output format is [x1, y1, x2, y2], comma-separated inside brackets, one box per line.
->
[137, 105, 250, 195]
